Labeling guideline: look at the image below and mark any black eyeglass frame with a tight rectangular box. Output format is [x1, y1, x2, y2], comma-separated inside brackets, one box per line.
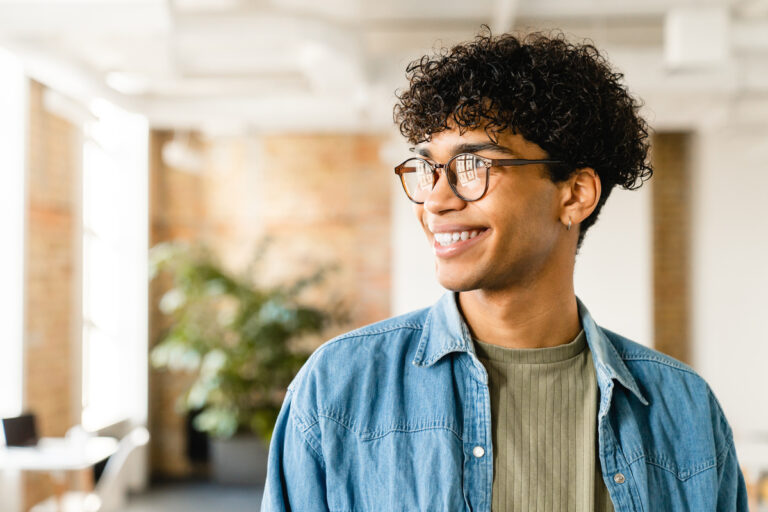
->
[394, 153, 565, 204]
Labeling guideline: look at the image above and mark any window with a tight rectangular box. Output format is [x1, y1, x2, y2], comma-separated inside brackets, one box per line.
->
[81, 99, 149, 430]
[0, 48, 27, 421]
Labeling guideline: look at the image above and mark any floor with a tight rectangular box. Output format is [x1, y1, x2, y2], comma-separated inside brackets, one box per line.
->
[123, 482, 263, 512]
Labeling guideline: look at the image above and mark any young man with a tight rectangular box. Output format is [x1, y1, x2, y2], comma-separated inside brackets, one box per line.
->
[261, 30, 748, 511]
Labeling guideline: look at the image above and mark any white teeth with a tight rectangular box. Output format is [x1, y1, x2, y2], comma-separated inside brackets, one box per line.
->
[433, 229, 484, 246]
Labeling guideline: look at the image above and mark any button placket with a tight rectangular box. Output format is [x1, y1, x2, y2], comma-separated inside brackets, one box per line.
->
[461, 360, 493, 512]
[598, 414, 640, 511]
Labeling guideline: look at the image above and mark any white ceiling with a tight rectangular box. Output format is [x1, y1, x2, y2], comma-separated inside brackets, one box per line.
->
[0, 0, 767, 133]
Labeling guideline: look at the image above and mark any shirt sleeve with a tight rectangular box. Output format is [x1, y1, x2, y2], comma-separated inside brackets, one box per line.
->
[715, 440, 749, 511]
[260, 388, 329, 512]
[708, 389, 749, 512]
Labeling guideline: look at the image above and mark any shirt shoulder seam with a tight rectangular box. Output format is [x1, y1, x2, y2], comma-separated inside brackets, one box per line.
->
[327, 322, 424, 344]
[285, 321, 426, 441]
[617, 352, 699, 376]
[707, 387, 736, 468]
[287, 321, 425, 395]
[715, 433, 735, 468]
[304, 322, 425, 361]
[289, 412, 326, 470]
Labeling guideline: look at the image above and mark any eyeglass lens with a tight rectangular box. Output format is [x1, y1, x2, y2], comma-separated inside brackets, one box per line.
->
[400, 154, 488, 202]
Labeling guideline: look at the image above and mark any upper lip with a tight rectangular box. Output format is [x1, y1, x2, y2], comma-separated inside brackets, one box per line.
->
[428, 224, 488, 234]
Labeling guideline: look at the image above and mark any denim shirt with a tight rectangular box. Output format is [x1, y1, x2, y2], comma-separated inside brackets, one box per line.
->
[261, 292, 748, 511]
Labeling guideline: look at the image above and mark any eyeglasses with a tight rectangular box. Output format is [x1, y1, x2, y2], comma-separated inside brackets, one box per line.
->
[394, 153, 564, 204]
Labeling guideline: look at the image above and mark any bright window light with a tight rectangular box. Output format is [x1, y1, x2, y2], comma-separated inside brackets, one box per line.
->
[81, 98, 149, 431]
[0, 47, 27, 421]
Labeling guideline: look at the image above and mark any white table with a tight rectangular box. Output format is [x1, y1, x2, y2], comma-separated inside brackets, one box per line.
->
[0, 436, 119, 511]
[0, 437, 119, 471]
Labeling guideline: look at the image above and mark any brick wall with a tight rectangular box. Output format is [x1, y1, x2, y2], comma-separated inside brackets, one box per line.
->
[148, 131, 392, 478]
[148, 130, 208, 478]
[255, 134, 391, 324]
[651, 132, 692, 365]
[22, 80, 81, 509]
[17, 106, 393, 484]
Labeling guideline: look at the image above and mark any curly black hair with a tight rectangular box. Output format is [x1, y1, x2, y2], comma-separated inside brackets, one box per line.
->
[393, 27, 653, 249]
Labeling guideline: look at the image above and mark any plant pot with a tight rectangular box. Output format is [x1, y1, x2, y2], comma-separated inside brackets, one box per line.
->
[210, 434, 269, 486]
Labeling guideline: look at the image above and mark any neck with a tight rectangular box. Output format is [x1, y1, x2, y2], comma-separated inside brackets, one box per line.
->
[458, 275, 581, 350]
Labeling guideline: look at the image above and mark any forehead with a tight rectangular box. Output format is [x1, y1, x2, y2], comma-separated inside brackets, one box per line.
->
[415, 127, 548, 159]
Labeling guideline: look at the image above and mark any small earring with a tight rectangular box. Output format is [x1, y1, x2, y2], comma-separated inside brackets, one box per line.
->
[566, 219, 572, 231]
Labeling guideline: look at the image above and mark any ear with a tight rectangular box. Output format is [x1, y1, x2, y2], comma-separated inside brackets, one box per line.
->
[558, 168, 601, 229]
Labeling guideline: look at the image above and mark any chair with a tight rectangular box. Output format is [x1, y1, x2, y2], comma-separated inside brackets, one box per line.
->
[2, 412, 39, 446]
[30, 426, 150, 512]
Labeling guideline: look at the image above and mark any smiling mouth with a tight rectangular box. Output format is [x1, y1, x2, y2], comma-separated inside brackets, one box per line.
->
[433, 228, 488, 247]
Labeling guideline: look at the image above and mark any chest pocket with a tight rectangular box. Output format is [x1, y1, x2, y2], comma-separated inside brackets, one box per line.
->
[321, 419, 469, 512]
[628, 452, 719, 511]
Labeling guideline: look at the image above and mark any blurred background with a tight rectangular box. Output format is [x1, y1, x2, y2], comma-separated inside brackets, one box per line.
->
[1, 0, 767, 510]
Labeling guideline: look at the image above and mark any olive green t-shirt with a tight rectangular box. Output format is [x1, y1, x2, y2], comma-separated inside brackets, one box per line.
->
[473, 329, 615, 512]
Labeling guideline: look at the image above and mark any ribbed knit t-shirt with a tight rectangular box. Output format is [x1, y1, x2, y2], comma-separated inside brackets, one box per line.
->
[472, 328, 615, 512]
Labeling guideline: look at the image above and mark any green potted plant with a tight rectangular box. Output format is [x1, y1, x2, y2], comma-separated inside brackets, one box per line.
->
[149, 240, 341, 484]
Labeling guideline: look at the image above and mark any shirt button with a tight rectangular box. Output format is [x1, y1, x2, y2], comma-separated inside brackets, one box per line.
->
[613, 473, 626, 484]
[472, 446, 485, 458]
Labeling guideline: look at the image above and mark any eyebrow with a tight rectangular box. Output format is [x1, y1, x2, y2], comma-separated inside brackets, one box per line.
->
[411, 142, 520, 159]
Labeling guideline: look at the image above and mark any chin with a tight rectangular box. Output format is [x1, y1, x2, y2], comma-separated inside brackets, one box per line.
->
[435, 268, 482, 292]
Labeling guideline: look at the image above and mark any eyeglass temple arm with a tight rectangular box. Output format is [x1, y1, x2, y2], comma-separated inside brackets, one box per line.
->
[394, 159, 566, 176]
[489, 158, 565, 166]
[395, 159, 564, 172]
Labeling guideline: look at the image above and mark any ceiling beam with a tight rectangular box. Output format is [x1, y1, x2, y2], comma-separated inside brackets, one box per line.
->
[0, 1, 170, 36]
[490, 0, 518, 33]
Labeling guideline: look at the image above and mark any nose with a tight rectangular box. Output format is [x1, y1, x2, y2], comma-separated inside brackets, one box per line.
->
[423, 166, 466, 214]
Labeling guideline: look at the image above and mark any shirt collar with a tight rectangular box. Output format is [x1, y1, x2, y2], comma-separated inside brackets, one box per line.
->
[412, 291, 649, 406]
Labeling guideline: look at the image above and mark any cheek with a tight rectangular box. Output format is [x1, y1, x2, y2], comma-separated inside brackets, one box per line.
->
[518, 189, 562, 243]
[482, 188, 555, 240]
[412, 204, 428, 232]
[476, 194, 519, 233]
[412, 203, 423, 220]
